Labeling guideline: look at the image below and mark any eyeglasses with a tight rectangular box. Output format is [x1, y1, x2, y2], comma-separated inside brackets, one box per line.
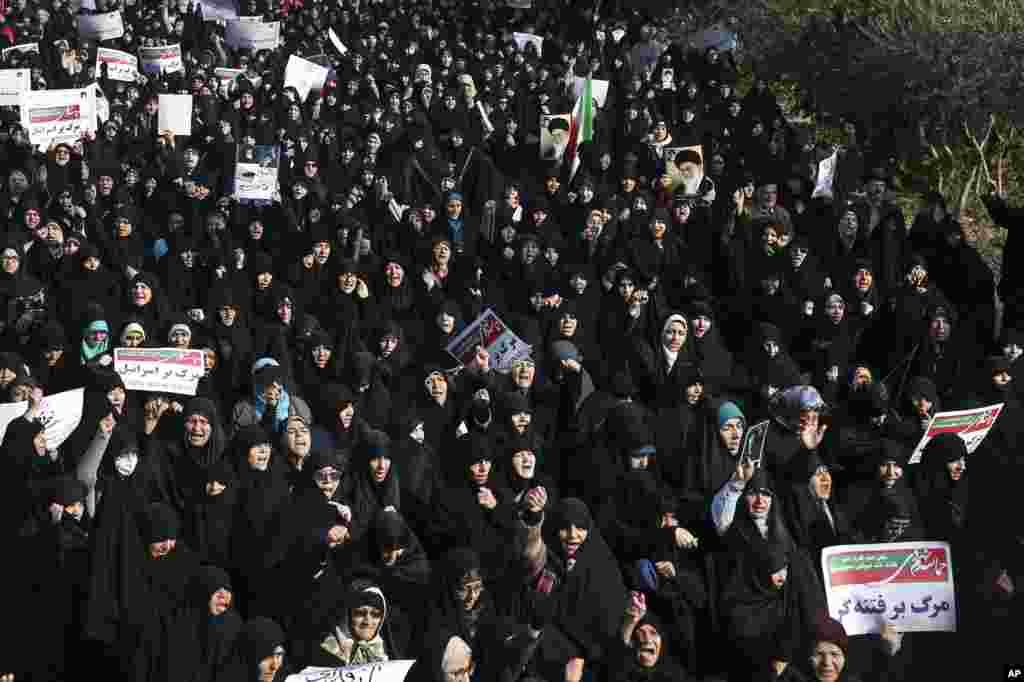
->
[315, 469, 341, 483]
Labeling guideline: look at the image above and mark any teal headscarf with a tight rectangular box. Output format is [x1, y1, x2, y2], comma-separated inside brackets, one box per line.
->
[81, 320, 110, 363]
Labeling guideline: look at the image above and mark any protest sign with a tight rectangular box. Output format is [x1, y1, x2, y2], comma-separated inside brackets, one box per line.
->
[507, 0, 532, 7]
[198, 0, 239, 23]
[0, 400, 27, 443]
[226, 20, 280, 50]
[284, 54, 329, 102]
[235, 144, 279, 202]
[78, 11, 125, 41]
[20, 87, 92, 147]
[446, 308, 531, 372]
[0, 68, 30, 106]
[285, 660, 415, 682]
[96, 47, 139, 82]
[2, 43, 39, 59]
[328, 27, 348, 55]
[37, 387, 85, 449]
[512, 32, 543, 55]
[741, 419, 769, 467]
[93, 83, 109, 125]
[812, 149, 839, 198]
[539, 113, 571, 161]
[573, 76, 610, 108]
[139, 44, 183, 75]
[687, 28, 738, 52]
[663, 144, 705, 195]
[158, 94, 193, 136]
[822, 542, 956, 636]
[115, 348, 205, 396]
[908, 402, 1004, 464]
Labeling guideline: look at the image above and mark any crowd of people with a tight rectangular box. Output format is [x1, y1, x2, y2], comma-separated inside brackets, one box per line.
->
[0, 0, 1019, 680]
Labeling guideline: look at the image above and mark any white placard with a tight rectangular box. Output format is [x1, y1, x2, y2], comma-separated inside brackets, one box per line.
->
[225, 20, 280, 50]
[235, 144, 279, 202]
[446, 308, 531, 372]
[38, 387, 85, 450]
[539, 113, 571, 161]
[0, 400, 28, 444]
[512, 32, 543, 55]
[328, 27, 348, 55]
[157, 94, 193, 136]
[198, 0, 239, 23]
[78, 11, 125, 41]
[812, 150, 839, 198]
[20, 87, 93, 147]
[285, 660, 415, 682]
[284, 54, 328, 102]
[2, 43, 39, 59]
[114, 348, 205, 396]
[0, 68, 31, 106]
[822, 542, 956, 636]
[214, 67, 246, 90]
[96, 47, 139, 82]
[138, 44, 183, 75]
[573, 76, 609, 109]
[908, 402, 1004, 464]
[93, 83, 109, 125]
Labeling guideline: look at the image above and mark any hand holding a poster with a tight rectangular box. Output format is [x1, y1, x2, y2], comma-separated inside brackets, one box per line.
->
[822, 542, 956, 636]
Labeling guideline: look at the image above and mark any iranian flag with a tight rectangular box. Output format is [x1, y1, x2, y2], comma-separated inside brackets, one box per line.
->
[566, 76, 594, 181]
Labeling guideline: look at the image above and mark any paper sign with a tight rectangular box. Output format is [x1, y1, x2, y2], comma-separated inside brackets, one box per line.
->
[37, 387, 85, 450]
[20, 87, 92, 147]
[540, 113, 571, 161]
[663, 144, 705, 194]
[812, 150, 838, 198]
[0, 68, 30, 106]
[225, 20, 280, 50]
[198, 0, 239, 22]
[78, 11, 125, 41]
[284, 54, 328, 102]
[158, 94, 193, 136]
[235, 144, 279, 202]
[96, 47, 139, 82]
[742, 419, 769, 466]
[507, 0, 532, 7]
[328, 27, 348, 55]
[573, 76, 609, 109]
[0, 400, 27, 444]
[446, 308, 531, 372]
[2, 43, 39, 59]
[213, 67, 246, 91]
[689, 28, 738, 52]
[139, 44, 183, 75]
[93, 83, 109, 124]
[512, 32, 543, 55]
[115, 348, 205, 396]
[285, 660, 415, 682]
[908, 402, 1004, 464]
[822, 542, 956, 636]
